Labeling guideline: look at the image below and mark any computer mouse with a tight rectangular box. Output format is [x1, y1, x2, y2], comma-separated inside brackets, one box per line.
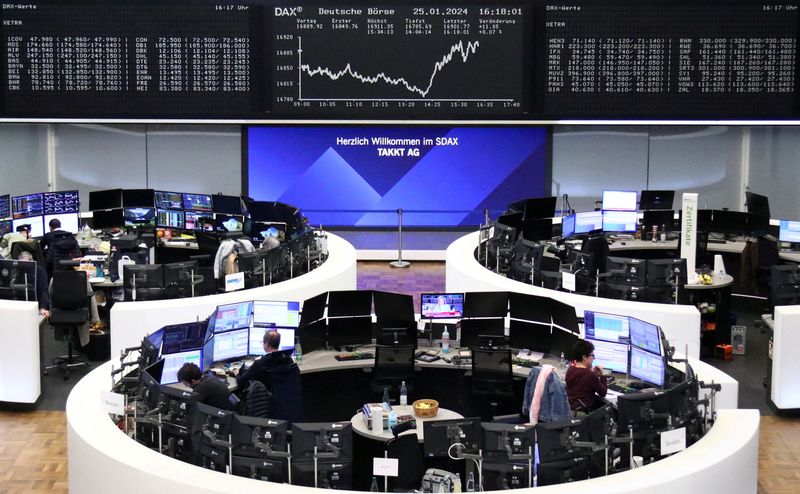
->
[620, 242, 627, 245]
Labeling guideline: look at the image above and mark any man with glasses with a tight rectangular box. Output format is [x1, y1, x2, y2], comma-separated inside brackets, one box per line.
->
[565, 339, 608, 413]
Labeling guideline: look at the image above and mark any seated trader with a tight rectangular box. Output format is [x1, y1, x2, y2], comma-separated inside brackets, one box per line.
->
[41, 218, 80, 277]
[17, 250, 50, 317]
[177, 362, 236, 411]
[237, 329, 293, 392]
[565, 339, 608, 413]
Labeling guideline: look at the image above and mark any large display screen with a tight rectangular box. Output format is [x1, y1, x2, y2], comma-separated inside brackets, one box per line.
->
[247, 125, 550, 226]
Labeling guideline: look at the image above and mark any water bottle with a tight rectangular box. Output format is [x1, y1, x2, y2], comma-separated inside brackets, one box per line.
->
[660, 224, 667, 242]
[454, 473, 462, 493]
[382, 386, 390, 406]
[294, 340, 303, 364]
[466, 472, 476, 492]
[441, 326, 450, 353]
[559, 352, 567, 377]
[399, 380, 408, 406]
[370, 476, 380, 492]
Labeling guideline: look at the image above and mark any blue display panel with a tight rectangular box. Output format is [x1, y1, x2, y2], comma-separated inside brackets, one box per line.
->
[630, 346, 665, 388]
[584, 311, 629, 343]
[247, 126, 550, 227]
[587, 338, 628, 374]
[629, 317, 662, 356]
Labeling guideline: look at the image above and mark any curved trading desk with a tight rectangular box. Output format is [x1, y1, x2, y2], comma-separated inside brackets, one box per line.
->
[68, 359, 755, 494]
[109, 233, 357, 358]
[446, 232, 703, 360]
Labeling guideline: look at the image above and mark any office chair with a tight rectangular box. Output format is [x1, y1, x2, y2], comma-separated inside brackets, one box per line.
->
[44, 270, 92, 379]
[370, 345, 416, 400]
[471, 347, 514, 420]
[386, 421, 424, 491]
[10, 239, 45, 267]
[266, 362, 304, 426]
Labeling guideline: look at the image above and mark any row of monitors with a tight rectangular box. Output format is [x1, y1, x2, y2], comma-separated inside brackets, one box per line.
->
[588, 339, 666, 388]
[584, 310, 663, 355]
[1, 212, 80, 237]
[89, 189, 242, 215]
[0, 190, 80, 220]
[506, 190, 675, 222]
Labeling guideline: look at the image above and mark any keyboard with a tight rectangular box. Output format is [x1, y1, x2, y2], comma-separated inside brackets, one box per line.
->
[335, 352, 374, 361]
[608, 381, 650, 394]
[511, 358, 540, 368]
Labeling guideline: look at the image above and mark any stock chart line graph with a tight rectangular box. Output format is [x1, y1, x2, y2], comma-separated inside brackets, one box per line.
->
[271, 4, 526, 116]
[297, 38, 491, 100]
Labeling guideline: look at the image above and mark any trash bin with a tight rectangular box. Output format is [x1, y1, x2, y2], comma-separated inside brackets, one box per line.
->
[85, 330, 111, 361]
[731, 325, 746, 355]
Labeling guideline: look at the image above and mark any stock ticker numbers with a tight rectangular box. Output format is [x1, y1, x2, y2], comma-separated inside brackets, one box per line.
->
[1, 1, 255, 117]
[540, 1, 799, 118]
[270, 4, 528, 117]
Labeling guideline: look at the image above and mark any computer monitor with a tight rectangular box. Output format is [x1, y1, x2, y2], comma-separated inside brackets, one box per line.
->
[373, 291, 415, 323]
[535, 417, 591, 463]
[745, 191, 770, 218]
[710, 210, 749, 235]
[615, 388, 671, 431]
[492, 221, 519, 245]
[154, 190, 183, 210]
[161, 321, 207, 354]
[291, 422, 353, 460]
[298, 319, 327, 353]
[43, 190, 79, 214]
[12, 193, 44, 219]
[602, 210, 637, 232]
[212, 194, 243, 215]
[212, 328, 250, 362]
[550, 299, 579, 333]
[327, 316, 372, 348]
[209, 214, 241, 233]
[481, 422, 535, 460]
[122, 264, 164, 289]
[628, 317, 662, 355]
[156, 209, 185, 229]
[250, 221, 286, 242]
[586, 338, 628, 374]
[249, 326, 295, 355]
[574, 211, 603, 234]
[583, 311, 629, 343]
[605, 256, 647, 286]
[182, 193, 213, 212]
[160, 349, 203, 384]
[561, 214, 576, 238]
[602, 190, 637, 211]
[92, 208, 124, 229]
[771, 265, 800, 306]
[123, 207, 156, 228]
[0, 220, 12, 236]
[248, 201, 284, 223]
[183, 211, 213, 231]
[89, 189, 122, 211]
[292, 460, 352, 490]
[511, 239, 543, 282]
[163, 261, 200, 296]
[508, 320, 553, 352]
[44, 213, 79, 234]
[195, 402, 236, 472]
[142, 328, 165, 365]
[253, 300, 301, 328]
[630, 346, 665, 388]
[0, 259, 38, 302]
[122, 189, 155, 208]
[641, 210, 676, 231]
[12, 216, 45, 238]
[646, 258, 687, 288]
[232, 414, 289, 458]
[300, 292, 328, 326]
[423, 417, 482, 457]
[138, 360, 165, 410]
[327, 290, 372, 317]
[212, 301, 254, 333]
[420, 292, 464, 319]
[508, 292, 551, 325]
[639, 190, 674, 211]
[480, 461, 532, 490]
[0, 194, 10, 218]
[778, 220, 800, 243]
[464, 291, 508, 318]
[459, 318, 505, 349]
[520, 218, 553, 242]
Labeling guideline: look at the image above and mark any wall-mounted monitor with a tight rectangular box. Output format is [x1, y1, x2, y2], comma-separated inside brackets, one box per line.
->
[602, 190, 637, 211]
[12, 193, 43, 219]
[779, 220, 800, 243]
[602, 210, 637, 232]
[247, 125, 550, 227]
[420, 292, 464, 319]
[43, 190, 79, 214]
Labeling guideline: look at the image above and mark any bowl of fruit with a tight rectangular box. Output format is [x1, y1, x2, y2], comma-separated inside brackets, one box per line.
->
[698, 272, 714, 285]
[412, 399, 439, 418]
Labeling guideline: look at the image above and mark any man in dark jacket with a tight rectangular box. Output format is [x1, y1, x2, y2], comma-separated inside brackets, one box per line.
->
[177, 362, 236, 411]
[41, 218, 80, 277]
[236, 329, 294, 392]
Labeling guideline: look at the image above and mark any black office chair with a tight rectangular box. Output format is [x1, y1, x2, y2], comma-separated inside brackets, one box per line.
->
[471, 347, 514, 420]
[370, 345, 415, 401]
[44, 270, 92, 379]
[386, 421, 424, 491]
[266, 362, 304, 426]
